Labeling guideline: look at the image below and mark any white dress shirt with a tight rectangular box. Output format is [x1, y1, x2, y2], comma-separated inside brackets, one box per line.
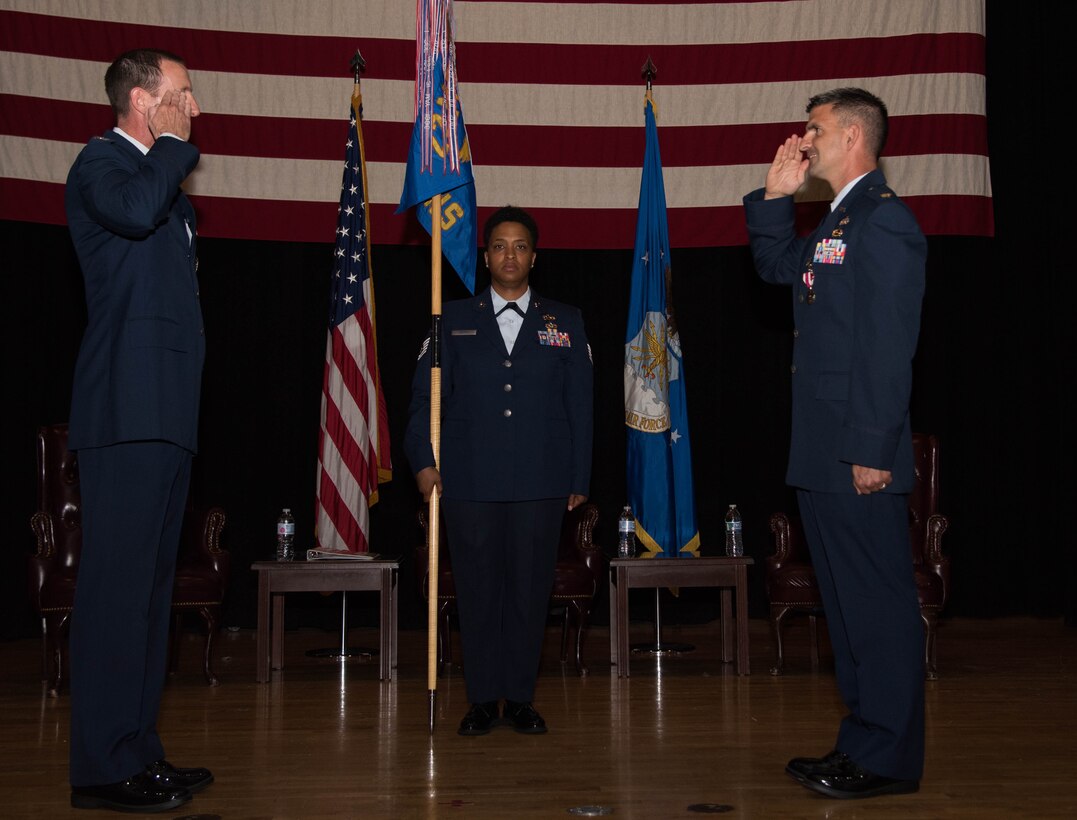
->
[491, 287, 531, 354]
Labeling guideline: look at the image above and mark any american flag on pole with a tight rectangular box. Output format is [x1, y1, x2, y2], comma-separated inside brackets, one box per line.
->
[1, 0, 991, 249]
[314, 82, 392, 554]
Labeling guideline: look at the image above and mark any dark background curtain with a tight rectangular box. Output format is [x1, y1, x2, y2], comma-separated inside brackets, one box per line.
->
[4, 3, 1071, 640]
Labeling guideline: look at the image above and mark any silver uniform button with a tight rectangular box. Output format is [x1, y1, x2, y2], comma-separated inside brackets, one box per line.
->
[503, 409, 512, 417]
[503, 359, 512, 368]
[504, 384, 512, 392]
[790, 364, 796, 374]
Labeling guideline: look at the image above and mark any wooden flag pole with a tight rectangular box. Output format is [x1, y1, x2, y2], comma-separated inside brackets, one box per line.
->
[427, 193, 444, 734]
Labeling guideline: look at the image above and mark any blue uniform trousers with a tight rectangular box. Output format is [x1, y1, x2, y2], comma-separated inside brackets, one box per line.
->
[443, 497, 565, 704]
[69, 441, 191, 786]
[797, 489, 925, 781]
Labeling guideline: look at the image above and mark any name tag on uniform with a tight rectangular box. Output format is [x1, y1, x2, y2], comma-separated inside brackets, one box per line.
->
[451, 329, 477, 336]
[813, 238, 847, 265]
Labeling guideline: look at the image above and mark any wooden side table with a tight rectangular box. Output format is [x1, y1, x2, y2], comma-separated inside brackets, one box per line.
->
[609, 556, 754, 676]
[252, 559, 399, 682]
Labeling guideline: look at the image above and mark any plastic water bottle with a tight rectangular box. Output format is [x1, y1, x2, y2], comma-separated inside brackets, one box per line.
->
[724, 504, 743, 557]
[618, 505, 636, 558]
[276, 508, 295, 561]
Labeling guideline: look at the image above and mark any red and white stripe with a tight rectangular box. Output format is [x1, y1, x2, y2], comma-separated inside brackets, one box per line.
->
[313, 87, 391, 555]
[0, 0, 992, 248]
[316, 281, 389, 553]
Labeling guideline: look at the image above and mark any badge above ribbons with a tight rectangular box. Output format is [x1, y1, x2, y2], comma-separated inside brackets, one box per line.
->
[538, 315, 572, 347]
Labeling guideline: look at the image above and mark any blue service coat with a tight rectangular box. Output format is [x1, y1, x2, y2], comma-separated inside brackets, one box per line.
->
[744, 169, 928, 781]
[64, 129, 204, 786]
[743, 170, 926, 493]
[405, 289, 593, 502]
[65, 131, 204, 452]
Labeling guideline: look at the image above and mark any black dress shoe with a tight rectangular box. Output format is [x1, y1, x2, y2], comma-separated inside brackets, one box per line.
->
[144, 759, 214, 793]
[458, 701, 499, 736]
[71, 772, 190, 813]
[796, 755, 919, 799]
[786, 750, 848, 782]
[504, 700, 547, 734]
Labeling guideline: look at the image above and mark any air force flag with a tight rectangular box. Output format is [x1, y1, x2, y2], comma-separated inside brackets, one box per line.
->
[624, 92, 700, 558]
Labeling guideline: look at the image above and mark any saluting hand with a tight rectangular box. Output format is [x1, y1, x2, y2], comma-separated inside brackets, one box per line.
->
[764, 134, 808, 199]
[148, 89, 193, 142]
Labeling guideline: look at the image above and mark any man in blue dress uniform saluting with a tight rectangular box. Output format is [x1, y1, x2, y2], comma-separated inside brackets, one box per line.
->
[744, 88, 927, 799]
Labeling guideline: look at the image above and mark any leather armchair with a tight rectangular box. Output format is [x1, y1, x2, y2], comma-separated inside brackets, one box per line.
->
[416, 502, 603, 676]
[765, 432, 950, 679]
[28, 424, 229, 696]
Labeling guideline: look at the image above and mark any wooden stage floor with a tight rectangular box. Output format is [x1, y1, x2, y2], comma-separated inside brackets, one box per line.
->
[2, 616, 1075, 818]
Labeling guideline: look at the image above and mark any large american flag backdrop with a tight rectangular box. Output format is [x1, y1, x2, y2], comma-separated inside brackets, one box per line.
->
[1, 0, 991, 249]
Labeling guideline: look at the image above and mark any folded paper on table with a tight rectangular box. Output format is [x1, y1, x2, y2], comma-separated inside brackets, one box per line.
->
[306, 549, 379, 561]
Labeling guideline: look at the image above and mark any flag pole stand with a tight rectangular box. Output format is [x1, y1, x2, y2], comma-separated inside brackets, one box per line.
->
[309, 50, 381, 665]
[427, 193, 444, 734]
[631, 588, 695, 655]
[629, 59, 694, 658]
[305, 591, 377, 660]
